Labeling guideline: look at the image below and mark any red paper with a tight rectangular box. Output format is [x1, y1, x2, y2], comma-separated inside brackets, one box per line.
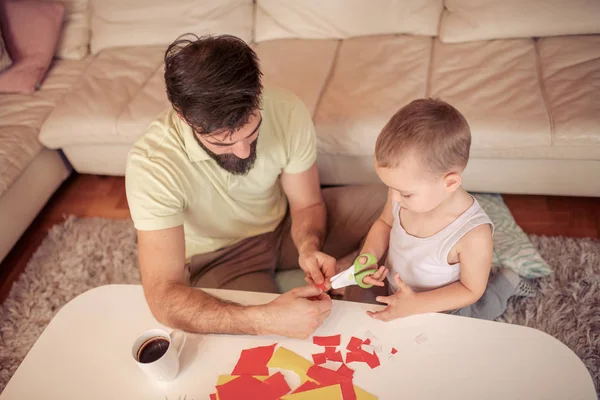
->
[345, 351, 364, 363]
[209, 394, 216, 400]
[292, 381, 320, 394]
[363, 338, 371, 345]
[324, 346, 343, 362]
[307, 365, 350, 386]
[361, 349, 380, 369]
[264, 372, 291, 398]
[313, 334, 341, 347]
[336, 363, 355, 379]
[216, 375, 271, 400]
[346, 348, 380, 369]
[315, 282, 328, 291]
[391, 347, 398, 355]
[231, 343, 276, 376]
[312, 352, 327, 365]
[346, 336, 363, 352]
[341, 380, 357, 400]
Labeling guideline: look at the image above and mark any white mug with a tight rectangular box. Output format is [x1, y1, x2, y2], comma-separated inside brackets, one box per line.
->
[132, 328, 186, 381]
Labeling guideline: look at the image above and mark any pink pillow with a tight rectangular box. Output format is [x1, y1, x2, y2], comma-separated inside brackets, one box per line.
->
[0, 0, 65, 94]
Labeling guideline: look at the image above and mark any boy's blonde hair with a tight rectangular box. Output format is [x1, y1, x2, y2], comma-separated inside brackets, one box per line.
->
[375, 99, 471, 176]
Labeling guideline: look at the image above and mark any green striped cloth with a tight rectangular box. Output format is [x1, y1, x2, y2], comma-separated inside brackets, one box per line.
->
[475, 193, 551, 279]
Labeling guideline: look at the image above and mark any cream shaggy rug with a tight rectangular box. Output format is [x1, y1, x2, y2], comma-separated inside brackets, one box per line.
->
[0, 217, 598, 394]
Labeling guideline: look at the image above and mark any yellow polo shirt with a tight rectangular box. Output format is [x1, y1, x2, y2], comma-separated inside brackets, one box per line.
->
[125, 87, 317, 259]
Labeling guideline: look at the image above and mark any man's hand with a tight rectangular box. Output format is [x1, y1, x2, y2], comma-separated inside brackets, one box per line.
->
[367, 273, 418, 321]
[260, 286, 333, 339]
[298, 250, 336, 287]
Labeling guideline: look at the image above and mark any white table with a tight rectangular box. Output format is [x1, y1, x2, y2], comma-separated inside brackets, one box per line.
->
[1, 284, 596, 399]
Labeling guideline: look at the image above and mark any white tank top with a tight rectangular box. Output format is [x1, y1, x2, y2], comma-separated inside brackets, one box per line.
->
[386, 197, 493, 293]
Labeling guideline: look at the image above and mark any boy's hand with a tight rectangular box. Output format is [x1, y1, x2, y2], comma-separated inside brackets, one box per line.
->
[367, 273, 418, 321]
[361, 264, 389, 287]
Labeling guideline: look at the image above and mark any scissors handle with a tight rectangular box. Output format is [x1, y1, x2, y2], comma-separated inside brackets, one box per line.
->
[354, 253, 378, 289]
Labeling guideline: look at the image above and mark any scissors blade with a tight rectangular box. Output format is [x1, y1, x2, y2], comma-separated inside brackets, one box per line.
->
[330, 265, 357, 289]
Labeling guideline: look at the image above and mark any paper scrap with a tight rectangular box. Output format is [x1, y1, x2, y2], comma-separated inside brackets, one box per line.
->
[415, 333, 428, 344]
[315, 282, 328, 291]
[363, 338, 371, 345]
[313, 334, 341, 347]
[307, 365, 349, 386]
[311, 352, 327, 365]
[346, 336, 364, 352]
[216, 375, 270, 400]
[264, 371, 291, 398]
[324, 346, 343, 362]
[336, 363, 355, 379]
[231, 343, 276, 376]
[292, 381, 320, 394]
[346, 349, 380, 369]
[341, 381, 357, 400]
[391, 348, 398, 355]
[209, 394, 216, 400]
[361, 344, 375, 354]
[268, 347, 313, 383]
[216, 375, 269, 385]
[281, 384, 343, 399]
[320, 360, 343, 371]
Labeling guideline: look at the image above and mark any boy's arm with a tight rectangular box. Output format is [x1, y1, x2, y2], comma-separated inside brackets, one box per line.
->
[414, 224, 493, 312]
[369, 224, 493, 319]
[359, 188, 394, 261]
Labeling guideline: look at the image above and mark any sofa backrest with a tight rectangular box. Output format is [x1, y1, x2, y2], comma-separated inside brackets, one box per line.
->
[48, 0, 600, 57]
[440, 0, 600, 43]
[255, 0, 444, 42]
[89, 0, 253, 55]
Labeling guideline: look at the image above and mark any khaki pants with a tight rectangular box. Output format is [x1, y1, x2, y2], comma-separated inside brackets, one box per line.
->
[187, 185, 387, 300]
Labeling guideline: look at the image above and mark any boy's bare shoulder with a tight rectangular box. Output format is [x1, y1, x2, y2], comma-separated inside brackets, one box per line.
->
[458, 223, 493, 253]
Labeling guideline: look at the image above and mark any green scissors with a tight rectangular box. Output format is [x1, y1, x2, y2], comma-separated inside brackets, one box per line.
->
[330, 253, 378, 289]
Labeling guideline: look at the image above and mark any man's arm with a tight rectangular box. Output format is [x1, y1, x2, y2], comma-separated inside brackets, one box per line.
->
[138, 225, 332, 337]
[280, 163, 334, 284]
[138, 226, 260, 333]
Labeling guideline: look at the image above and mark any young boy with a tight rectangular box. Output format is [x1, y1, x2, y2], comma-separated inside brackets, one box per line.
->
[348, 98, 533, 321]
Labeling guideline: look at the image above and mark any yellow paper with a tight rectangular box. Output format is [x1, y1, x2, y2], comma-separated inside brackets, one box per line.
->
[267, 347, 313, 382]
[281, 384, 343, 399]
[216, 375, 269, 385]
[355, 385, 378, 400]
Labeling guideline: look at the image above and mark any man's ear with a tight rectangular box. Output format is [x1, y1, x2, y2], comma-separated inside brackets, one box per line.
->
[444, 171, 462, 193]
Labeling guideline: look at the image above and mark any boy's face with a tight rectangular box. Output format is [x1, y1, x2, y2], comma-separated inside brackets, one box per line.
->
[375, 151, 459, 213]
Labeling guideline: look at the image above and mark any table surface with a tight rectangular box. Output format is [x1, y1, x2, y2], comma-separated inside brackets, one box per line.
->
[1, 284, 596, 399]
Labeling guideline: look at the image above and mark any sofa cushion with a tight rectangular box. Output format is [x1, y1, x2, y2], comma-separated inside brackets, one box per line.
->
[255, 0, 443, 42]
[90, 0, 252, 55]
[0, 126, 42, 197]
[0, 59, 90, 130]
[40, 46, 165, 148]
[49, 0, 90, 60]
[538, 35, 600, 147]
[440, 0, 600, 43]
[429, 38, 551, 150]
[315, 35, 432, 156]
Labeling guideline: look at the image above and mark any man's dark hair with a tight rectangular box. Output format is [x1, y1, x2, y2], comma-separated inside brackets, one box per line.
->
[164, 34, 263, 136]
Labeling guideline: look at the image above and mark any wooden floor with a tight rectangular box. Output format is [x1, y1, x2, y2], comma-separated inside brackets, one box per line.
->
[1, 173, 599, 302]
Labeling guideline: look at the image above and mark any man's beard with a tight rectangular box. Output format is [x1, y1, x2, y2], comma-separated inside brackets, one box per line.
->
[194, 135, 258, 175]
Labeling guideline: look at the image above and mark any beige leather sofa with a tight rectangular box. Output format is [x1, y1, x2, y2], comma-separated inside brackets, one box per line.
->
[1, 0, 600, 261]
